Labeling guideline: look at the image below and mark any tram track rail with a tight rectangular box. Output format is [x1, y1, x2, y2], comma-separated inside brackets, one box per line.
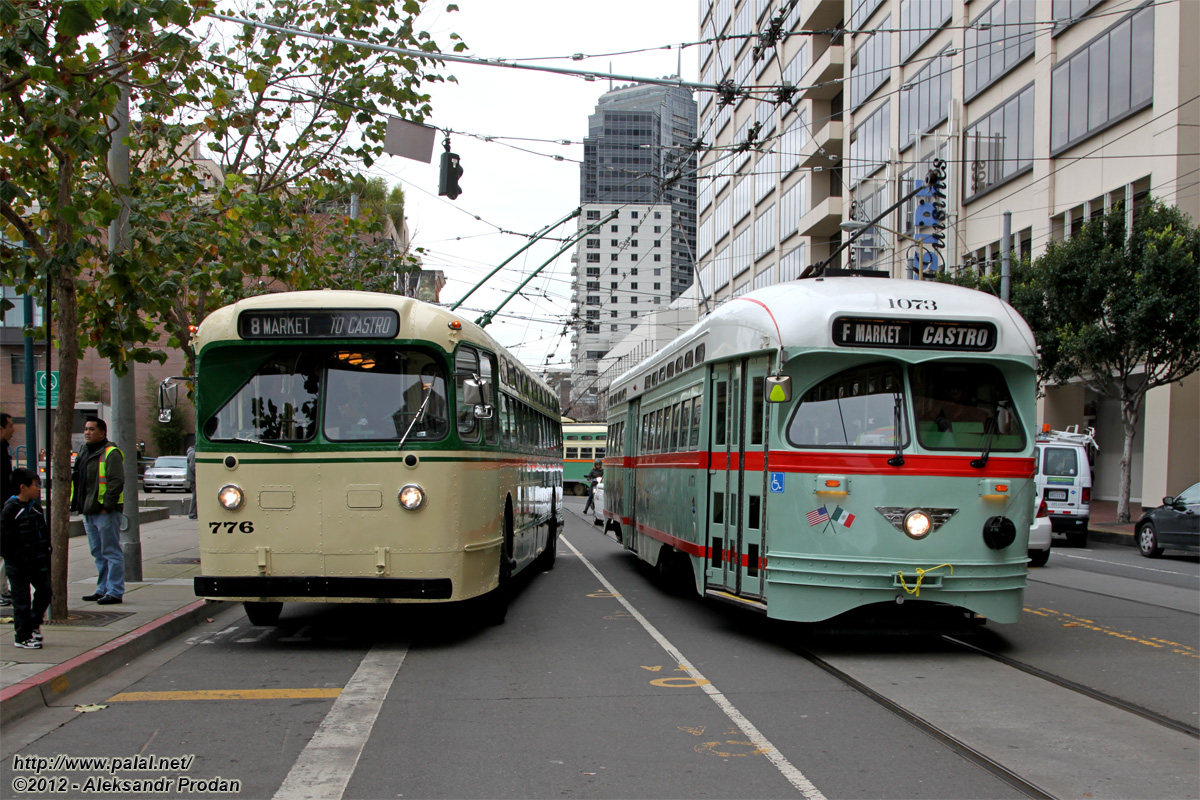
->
[792, 645, 1056, 800]
[941, 634, 1200, 739]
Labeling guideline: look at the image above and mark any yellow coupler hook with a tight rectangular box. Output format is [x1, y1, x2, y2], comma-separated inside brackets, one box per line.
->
[897, 564, 954, 598]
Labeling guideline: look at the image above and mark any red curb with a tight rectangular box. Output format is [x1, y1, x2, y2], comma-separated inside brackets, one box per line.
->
[1, 599, 216, 715]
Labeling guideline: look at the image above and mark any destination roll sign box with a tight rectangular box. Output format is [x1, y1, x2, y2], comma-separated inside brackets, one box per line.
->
[238, 309, 400, 339]
[832, 316, 997, 351]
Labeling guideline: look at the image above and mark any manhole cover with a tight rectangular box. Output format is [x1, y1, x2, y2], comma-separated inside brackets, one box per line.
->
[161, 557, 201, 565]
[44, 609, 135, 627]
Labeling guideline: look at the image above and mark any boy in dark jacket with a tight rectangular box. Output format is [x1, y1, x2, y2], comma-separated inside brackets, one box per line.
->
[1, 467, 52, 649]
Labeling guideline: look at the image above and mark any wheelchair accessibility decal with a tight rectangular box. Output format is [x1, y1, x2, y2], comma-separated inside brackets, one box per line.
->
[769, 472, 785, 493]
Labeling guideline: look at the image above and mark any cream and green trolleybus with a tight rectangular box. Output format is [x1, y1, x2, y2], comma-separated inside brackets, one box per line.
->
[167, 290, 562, 625]
[602, 277, 1039, 624]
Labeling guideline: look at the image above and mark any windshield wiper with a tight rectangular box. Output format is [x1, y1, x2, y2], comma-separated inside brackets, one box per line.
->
[232, 436, 293, 452]
[397, 382, 435, 451]
[888, 393, 905, 467]
[971, 400, 1008, 469]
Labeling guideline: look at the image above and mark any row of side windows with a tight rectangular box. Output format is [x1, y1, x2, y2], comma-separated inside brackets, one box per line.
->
[640, 395, 705, 454]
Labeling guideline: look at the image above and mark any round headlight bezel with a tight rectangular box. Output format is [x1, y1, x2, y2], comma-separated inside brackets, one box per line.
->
[903, 509, 933, 539]
[217, 483, 245, 511]
[398, 483, 426, 511]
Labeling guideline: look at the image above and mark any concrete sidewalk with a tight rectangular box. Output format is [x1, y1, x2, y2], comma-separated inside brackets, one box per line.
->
[0, 495, 1143, 726]
[0, 508, 222, 723]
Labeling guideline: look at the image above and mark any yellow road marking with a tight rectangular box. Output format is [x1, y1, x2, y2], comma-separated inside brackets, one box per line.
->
[641, 665, 663, 672]
[108, 688, 342, 702]
[1024, 607, 1200, 658]
[650, 677, 711, 688]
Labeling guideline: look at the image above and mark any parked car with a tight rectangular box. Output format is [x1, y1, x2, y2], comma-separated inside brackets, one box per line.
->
[592, 478, 605, 526]
[142, 456, 192, 493]
[1028, 498, 1051, 567]
[1136, 482, 1200, 558]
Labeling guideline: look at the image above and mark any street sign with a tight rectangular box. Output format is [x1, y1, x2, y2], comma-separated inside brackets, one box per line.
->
[36, 370, 59, 408]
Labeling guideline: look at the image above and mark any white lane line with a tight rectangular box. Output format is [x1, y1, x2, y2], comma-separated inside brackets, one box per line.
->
[273, 643, 408, 800]
[562, 536, 826, 800]
[1055, 551, 1200, 577]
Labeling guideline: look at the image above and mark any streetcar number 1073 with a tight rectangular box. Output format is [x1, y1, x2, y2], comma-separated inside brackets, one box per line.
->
[889, 298, 938, 310]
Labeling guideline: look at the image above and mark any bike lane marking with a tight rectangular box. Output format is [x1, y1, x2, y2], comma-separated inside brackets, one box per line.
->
[272, 642, 408, 800]
[562, 535, 826, 800]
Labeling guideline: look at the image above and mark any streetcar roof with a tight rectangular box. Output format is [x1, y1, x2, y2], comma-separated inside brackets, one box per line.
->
[194, 290, 557, 408]
[609, 278, 1037, 396]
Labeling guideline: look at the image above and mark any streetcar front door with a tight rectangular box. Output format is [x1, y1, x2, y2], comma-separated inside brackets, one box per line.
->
[737, 357, 770, 599]
[706, 362, 736, 592]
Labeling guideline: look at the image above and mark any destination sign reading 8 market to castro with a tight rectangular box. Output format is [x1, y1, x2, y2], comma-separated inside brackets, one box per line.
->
[238, 309, 400, 339]
[832, 316, 997, 351]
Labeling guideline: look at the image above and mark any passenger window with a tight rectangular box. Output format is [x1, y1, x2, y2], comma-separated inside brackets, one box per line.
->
[454, 346, 481, 443]
[751, 376, 765, 445]
[662, 406, 673, 452]
[690, 395, 703, 449]
[715, 381, 728, 445]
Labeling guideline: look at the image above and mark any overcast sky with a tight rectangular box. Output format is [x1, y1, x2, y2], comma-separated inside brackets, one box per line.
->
[362, 0, 702, 375]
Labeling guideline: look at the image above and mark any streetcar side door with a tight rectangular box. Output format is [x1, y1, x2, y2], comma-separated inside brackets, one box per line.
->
[737, 356, 770, 599]
[705, 362, 736, 592]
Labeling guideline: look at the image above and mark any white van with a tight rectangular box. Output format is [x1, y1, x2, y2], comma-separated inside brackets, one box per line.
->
[1034, 426, 1097, 547]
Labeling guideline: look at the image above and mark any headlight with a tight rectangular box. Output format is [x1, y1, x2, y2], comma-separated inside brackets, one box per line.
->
[904, 509, 932, 539]
[217, 484, 245, 510]
[398, 484, 426, 510]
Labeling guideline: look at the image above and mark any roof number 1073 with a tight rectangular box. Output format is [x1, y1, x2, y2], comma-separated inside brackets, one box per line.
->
[209, 521, 255, 533]
[889, 298, 938, 310]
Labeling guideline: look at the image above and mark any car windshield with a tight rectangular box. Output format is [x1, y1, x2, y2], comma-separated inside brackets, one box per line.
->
[154, 457, 187, 469]
[1174, 482, 1200, 505]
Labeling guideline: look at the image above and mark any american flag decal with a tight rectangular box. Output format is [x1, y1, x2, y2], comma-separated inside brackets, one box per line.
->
[806, 506, 830, 526]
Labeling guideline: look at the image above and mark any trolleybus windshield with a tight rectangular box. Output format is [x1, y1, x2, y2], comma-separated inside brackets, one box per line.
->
[203, 347, 450, 444]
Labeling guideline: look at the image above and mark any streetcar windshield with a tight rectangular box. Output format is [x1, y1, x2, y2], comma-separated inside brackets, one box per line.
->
[910, 362, 1024, 451]
[203, 347, 450, 443]
[786, 363, 908, 448]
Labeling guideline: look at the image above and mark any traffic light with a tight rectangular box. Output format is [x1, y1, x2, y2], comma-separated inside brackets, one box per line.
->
[439, 150, 463, 200]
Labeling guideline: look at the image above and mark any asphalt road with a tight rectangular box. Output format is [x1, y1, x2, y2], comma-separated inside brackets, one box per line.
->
[3, 500, 1196, 800]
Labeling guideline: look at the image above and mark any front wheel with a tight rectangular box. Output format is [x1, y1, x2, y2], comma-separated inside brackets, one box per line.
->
[244, 601, 283, 626]
[1137, 523, 1163, 558]
[1027, 548, 1050, 568]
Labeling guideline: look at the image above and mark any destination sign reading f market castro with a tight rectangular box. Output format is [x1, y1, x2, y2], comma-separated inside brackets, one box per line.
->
[832, 316, 997, 351]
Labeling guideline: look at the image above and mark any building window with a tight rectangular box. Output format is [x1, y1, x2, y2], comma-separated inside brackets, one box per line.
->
[586, 210, 601, 220]
[610, 282, 618, 289]
[631, 211, 639, 218]
[754, 204, 775, 262]
[586, 323, 600, 333]
[611, 253, 619, 261]
[611, 268, 618, 274]
[587, 281, 600, 290]
[1052, 0, 1104, 35]
[780, 175, 807, 241]
[610, 310, 618, 318]
[611, 225, 619, 232]
[849, 100, 890, 186]
[631, 297, 638, 304]
[586, 253, 600, 262]
[850, 16, 891, 111]
[901, 46, 953, 150]
[586, 238, 599, 249]
[653, 254, 662, 261]
[964, 83, 1034, 201]
[654, 226, 662, 233]
[654, 282, 661, 290]
[586, 267, 600, 276]
[630, 240, 638, 248]
[1050, 2, 1153, 156]
[631, 268, 638, 275]
[964, 0, 1036, 101]
[611, 239, 619, 247]
[851, 0, 885, 30]
[586, 310, 600, 320]
[780, 243, 806, 281]
[631, 310, 638, 317]
[631, 282, 638, 290]
[899, 0, 951, 63]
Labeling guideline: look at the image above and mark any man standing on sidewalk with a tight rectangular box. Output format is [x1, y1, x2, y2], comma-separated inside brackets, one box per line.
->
[71, 417, 125, 605]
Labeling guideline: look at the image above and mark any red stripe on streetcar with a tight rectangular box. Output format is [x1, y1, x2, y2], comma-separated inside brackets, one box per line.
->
[617, 451, 1033, 478]
[635, 521, 708, 559]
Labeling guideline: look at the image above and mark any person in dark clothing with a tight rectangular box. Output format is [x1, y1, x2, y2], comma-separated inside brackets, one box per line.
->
[1, 467, 52, 649]
[0, 411, 15, 607]
[71, 417, 126, 604]
[582, 460, 603, 514]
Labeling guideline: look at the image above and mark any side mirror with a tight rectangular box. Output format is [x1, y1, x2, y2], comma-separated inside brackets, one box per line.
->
[463, 376, 490, 406]
[766, 375, 792, 403]
[473, 404, 494, 420]
[158, 380, 178, 424]
[1163, 496, 1173, 506]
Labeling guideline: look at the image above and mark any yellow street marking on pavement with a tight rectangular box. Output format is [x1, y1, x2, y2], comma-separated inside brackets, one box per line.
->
[695, 739, 767, 758]
[641, 665, 663, 671]
[587, 591, 618, 597]
[1024, 607, 1200, 658]
[650, 676, 711, 688]
[108, 689, 343, 702]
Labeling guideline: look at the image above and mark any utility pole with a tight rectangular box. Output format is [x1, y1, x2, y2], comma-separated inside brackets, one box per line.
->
[108, 26, 142, 581]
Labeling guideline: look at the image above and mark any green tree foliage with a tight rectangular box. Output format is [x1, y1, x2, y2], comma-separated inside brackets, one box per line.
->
[945, 200, 1200, 521]
[1, 0, 461, 617]
[1, 0, 204, 618]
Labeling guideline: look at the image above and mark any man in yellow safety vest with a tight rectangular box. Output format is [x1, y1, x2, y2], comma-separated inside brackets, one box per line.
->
[70, 417, 125, 605]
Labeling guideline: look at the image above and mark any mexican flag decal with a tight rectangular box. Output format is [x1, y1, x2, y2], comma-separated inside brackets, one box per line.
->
[830, 506, 856, 528]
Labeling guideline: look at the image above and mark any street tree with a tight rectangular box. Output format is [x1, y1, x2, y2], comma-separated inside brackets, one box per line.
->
[1, 0, 205, 619]
[947, 200, 1200, 522]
